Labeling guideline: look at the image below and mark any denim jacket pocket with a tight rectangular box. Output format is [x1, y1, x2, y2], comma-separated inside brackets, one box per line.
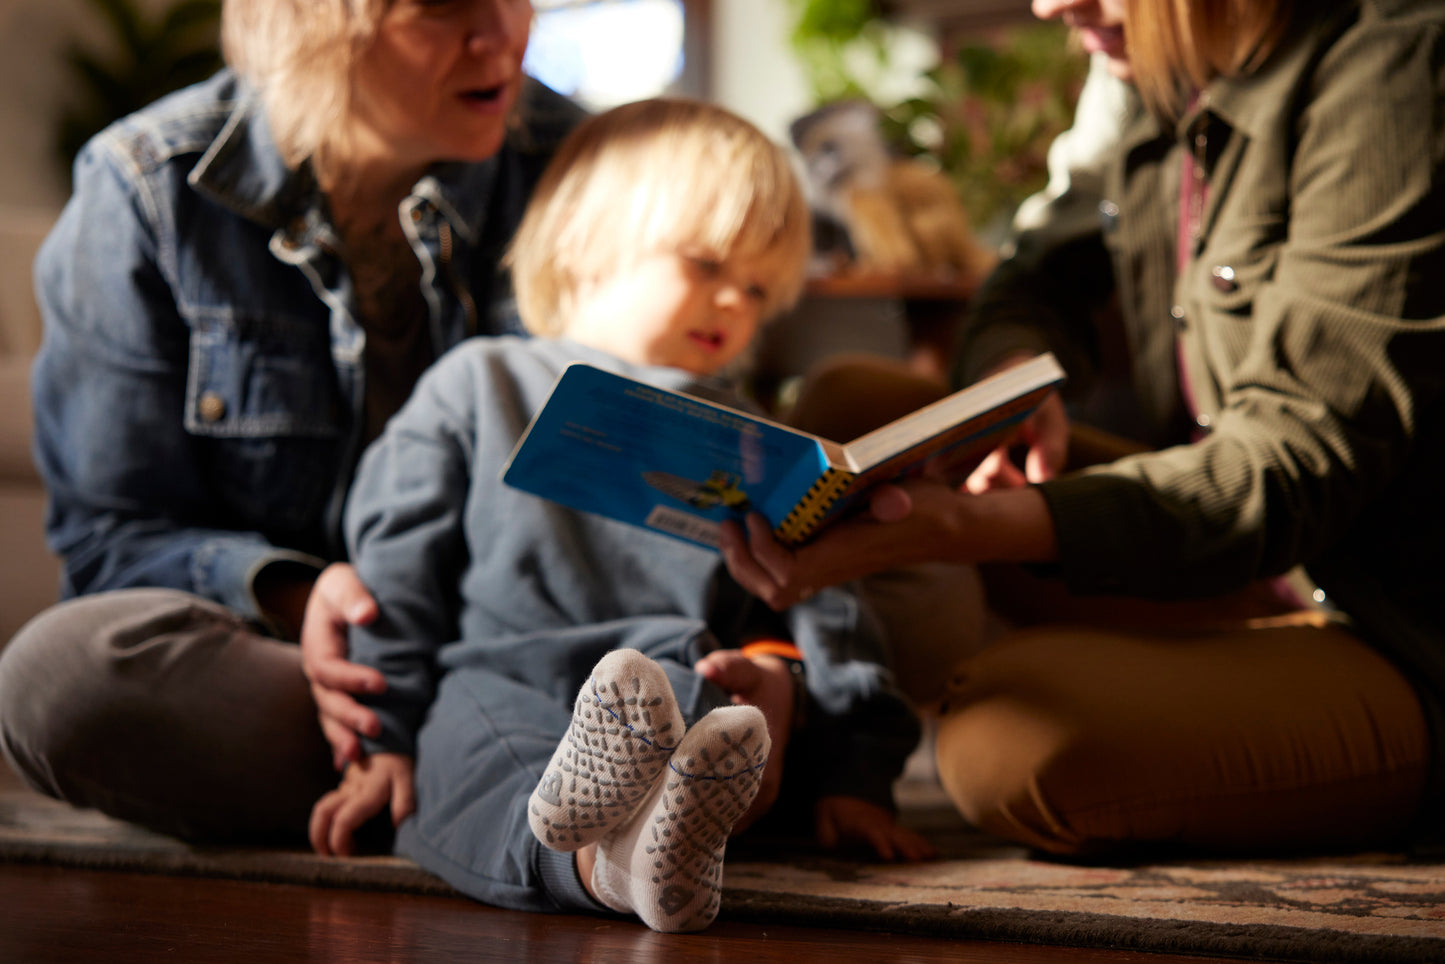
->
[185, 317, 343, 533]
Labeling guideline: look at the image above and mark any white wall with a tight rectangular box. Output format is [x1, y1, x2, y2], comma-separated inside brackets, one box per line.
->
[708, 0, 813, 147]
[709, 1, 943, 154]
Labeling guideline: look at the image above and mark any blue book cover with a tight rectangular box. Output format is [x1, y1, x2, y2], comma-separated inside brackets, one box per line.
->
[501, 354, 1064, 550]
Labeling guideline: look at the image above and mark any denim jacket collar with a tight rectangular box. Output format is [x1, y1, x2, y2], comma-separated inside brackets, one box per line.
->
[186, 85, 304, 229]
[184, 76, 503, 245]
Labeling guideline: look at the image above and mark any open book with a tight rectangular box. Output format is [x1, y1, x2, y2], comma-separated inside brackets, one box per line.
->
[501, 353, 1065, 550]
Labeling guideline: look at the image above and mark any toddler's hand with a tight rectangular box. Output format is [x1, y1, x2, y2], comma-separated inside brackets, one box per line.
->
[695, 648, 794, 747]
[816, 795, 938, 862]
[695, 648, 795, 830]
[309, 752, 415, 857]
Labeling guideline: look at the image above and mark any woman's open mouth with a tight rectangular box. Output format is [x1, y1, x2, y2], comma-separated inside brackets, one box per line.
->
[459, 83, 509, 112]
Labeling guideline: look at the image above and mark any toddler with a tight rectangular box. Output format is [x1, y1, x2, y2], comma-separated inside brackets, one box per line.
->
[309, 98, 929, 933]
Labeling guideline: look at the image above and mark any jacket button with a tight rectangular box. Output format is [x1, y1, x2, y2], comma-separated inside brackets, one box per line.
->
[1171, 304, 1186, 330]
[1098, 200, 1120, 232]
[1211, 264, 1237, 292]
[198, 393, 227, 422]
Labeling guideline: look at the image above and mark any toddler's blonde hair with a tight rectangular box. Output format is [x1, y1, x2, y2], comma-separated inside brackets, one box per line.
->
[509, 98, 811, 336]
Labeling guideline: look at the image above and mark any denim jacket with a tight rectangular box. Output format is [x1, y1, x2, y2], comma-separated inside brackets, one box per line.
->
[31, 69, 584, 622]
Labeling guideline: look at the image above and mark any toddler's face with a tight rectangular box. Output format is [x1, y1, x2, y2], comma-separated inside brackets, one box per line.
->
[565, 248, 778, 376]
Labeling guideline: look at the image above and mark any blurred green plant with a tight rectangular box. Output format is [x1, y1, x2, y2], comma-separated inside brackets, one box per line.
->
[788, 0, 892, 103]
[57, 0, 223, 175]
[884, 22, 1086, 230]
[788, 1, 1087, 232]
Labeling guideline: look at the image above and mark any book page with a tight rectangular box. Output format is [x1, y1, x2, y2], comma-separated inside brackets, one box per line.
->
[841, 353, 1066, 471]
[774, 353, 1065, 544]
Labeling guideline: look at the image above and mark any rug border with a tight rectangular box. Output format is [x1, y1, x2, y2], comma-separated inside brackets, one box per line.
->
[720, 889, 1445, 964]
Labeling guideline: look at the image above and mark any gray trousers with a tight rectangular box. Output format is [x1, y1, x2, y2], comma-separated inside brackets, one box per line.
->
[0, 587, 618, 912]
[0, 588, 336, 843]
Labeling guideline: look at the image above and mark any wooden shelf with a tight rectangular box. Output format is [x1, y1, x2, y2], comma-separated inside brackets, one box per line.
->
[804, 272, 977, 302]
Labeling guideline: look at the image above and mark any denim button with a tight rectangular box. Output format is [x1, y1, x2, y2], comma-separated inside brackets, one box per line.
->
[198, 392, 227, 422]
[1211, 264, 1237, 292]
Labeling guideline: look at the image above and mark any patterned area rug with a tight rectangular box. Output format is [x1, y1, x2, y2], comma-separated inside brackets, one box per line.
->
[2, 771, 1442, 963]
[729, 783, 1445, 963]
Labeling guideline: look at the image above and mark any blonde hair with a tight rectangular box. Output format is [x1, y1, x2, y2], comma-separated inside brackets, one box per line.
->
[508, 98, 811, 336]
[221, 0, 387, 172]
[1126, 0, 1294, 118]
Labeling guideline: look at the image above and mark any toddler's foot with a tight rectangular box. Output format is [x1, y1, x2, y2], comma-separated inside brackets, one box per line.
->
[592, 704, 770, 932]
[529, 649, 685, 851]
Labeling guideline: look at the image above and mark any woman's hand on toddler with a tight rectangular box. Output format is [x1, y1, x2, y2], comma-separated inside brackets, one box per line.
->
[298, 562, 387, 770]
[816, 795, 937, 862]
[309, 752, 416, 857]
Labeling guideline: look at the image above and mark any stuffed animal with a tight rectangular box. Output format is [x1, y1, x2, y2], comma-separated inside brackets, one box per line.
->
[790, 100, 994, 285]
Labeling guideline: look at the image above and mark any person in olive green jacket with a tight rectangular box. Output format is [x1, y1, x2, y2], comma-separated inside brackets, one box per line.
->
[720, 0, 1445, 856]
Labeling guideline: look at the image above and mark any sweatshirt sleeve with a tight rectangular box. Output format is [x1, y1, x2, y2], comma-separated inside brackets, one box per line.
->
[344, 353, 478, 757]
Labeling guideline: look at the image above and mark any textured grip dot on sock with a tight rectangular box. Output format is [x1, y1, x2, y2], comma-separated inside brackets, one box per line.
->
[593, 704, 770, 933]
[529, 648, 685, 851]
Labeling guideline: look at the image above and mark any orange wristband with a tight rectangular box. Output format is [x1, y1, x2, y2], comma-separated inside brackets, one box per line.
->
[740, 640, 804, 662]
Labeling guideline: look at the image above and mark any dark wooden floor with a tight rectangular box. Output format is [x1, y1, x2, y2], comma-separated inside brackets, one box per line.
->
[0, 862, 1229, 964]
[0, 757, 1253, 964]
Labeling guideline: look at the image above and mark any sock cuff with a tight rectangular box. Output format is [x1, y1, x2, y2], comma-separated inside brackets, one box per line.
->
[589, 844, 636, 916]
[536, 846, 612, 915]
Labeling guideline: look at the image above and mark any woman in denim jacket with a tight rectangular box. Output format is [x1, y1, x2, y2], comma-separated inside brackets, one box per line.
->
[0, 0, 583, 842]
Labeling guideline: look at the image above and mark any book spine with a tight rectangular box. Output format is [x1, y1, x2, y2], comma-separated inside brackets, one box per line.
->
[773, 467, 854, 546]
